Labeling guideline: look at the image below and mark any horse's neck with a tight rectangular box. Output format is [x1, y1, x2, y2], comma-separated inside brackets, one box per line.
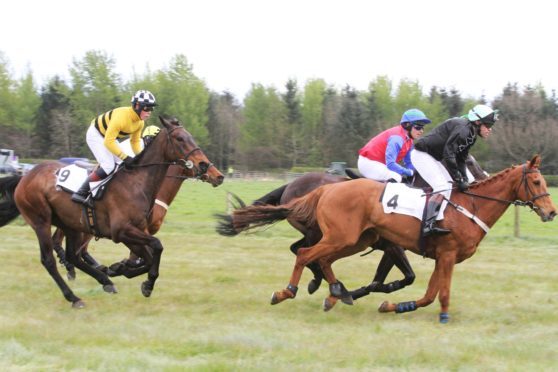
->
[459, 169, 520, 227]
[156, 170, 186, 205]
[117, 150, 171, 204]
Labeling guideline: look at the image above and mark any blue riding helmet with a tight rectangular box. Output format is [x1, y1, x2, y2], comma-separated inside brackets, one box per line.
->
[400, 108, 431, 130]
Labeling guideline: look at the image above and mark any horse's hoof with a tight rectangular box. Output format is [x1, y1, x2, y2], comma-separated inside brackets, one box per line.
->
[103, 284, 118, 294]
[439, 312, 450, 323]
[141, 281, 153, 297]
[72, 300, 85, 309]
[308, 278, 322, 294]
[378, 301, 390, 313]
[67, 270, 76, 281]
[340, 296, 353, 305]
[323, 297, 335, 312]
[270, 292, 279, 305]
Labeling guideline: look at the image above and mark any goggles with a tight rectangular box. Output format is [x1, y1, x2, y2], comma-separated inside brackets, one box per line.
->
[142, 106, 154, 112]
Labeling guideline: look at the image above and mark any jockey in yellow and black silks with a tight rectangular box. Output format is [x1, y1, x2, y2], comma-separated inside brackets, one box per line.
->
[71, 90, 157, 206]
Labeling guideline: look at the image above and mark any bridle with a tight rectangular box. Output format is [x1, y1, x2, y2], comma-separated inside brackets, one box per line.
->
[165, 125, 216, 180]
[461, 164, 549, 211]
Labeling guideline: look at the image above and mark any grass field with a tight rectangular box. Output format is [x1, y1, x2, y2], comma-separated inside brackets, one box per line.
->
[1, 179, 558, 370]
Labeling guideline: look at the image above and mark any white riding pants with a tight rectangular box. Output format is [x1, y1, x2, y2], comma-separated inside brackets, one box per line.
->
[86, 125, 122, 174]
[357, 156, 402, 182]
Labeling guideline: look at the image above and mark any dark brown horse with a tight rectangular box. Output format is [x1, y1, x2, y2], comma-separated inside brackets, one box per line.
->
[53, 160, 223, 280]
[0, 116, 224, 308]
[217, 155, 556, 322]
[247, 173, 416, 308]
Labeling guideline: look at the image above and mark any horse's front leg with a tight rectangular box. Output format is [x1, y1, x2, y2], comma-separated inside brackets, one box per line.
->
[117, 228, 163, 298]
[107, 244, 152, 279]
[378, 251, 456, 323]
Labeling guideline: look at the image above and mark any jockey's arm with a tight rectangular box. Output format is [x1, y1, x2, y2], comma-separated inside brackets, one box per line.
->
[385, 136, 413, 177]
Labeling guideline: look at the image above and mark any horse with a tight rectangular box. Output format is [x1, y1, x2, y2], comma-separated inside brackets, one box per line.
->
[0, 116, 224, 308]
[53, 159, 222, 280]
[216, 155, 556, 322]
[225, 155, 489, 310]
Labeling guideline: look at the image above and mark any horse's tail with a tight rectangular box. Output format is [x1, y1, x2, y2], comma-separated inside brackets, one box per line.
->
[215, 186, 324, 237]
[252, 183, 288, 206]
[0, 175, 22, 227]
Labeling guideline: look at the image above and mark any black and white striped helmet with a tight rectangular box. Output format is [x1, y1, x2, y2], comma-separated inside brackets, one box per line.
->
[131, 90, 157, 107]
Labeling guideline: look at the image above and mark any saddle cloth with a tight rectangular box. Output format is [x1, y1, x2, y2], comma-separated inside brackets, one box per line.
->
[55, 164, 109, 198]
[381, 183, 448, 221]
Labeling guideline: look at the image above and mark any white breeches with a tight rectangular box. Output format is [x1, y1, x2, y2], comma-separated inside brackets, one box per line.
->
[357, 156, 401, 182]
[86, 125, 122, 174]
[410, 150, 453, 220]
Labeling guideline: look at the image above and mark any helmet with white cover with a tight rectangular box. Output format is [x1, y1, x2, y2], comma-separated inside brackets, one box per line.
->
[467, 104, 499, 126]
[131, 90, 157, 107]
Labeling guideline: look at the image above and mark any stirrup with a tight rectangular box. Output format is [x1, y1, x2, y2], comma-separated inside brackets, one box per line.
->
[71, 193, 93, 207]
[423, 225, 451, 237]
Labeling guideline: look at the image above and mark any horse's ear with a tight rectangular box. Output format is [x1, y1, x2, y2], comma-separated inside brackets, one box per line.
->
[159, 115, 171, 130]
[529, 154, 541, 169]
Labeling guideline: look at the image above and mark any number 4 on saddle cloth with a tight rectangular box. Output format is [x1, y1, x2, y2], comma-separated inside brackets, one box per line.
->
[382, 183, 446, 221]
[55, 163, 113, 202]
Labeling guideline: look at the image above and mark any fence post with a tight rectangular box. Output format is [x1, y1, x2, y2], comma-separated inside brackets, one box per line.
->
[514, 205, 520, 238]
[226, 192, 233, 214]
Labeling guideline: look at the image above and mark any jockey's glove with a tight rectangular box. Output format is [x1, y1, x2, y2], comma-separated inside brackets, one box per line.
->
[122, 156, 134, 169]
[457, 178, 469, 192]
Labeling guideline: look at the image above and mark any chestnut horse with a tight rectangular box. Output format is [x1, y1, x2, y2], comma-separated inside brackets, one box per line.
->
[0, 116, 224, 308]
[224, 155, 489, 310]
[53, 160, 223, 280]
[217, 155, 556, 322]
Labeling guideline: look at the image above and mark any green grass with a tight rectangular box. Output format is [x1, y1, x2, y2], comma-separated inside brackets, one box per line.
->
[1, 180, 558, 370]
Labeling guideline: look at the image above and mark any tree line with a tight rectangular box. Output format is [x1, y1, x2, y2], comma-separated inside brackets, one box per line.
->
[1, 50, 558, 174]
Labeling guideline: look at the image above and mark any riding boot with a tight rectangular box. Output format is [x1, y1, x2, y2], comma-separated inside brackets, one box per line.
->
[71, 179, 91, 205]
[422, 194, 451, 236]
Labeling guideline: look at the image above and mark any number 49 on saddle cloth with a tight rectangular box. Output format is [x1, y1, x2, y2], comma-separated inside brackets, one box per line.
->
[381, 183, 447, 221]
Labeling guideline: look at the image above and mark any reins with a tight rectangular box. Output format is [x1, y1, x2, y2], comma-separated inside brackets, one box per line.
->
[460, 165, 548, 211]
[122, 124, 215, 179]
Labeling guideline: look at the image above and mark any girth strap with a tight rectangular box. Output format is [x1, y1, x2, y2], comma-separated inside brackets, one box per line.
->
[446, 199, 490, 233]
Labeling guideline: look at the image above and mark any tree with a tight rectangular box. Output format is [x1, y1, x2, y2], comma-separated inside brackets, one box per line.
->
[35, 76, 75, 158]
[240, 84, 289, 169]
[300, 79, 327, 166]
[152, 54, 210, 145]
[206, 91, 242, 170]
[283, 79, 301, 166]
[489, 85, 558, 173]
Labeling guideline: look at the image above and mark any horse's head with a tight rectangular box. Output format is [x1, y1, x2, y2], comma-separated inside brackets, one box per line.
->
[516, 155, 557, 222]
[158, 116, 224, 187]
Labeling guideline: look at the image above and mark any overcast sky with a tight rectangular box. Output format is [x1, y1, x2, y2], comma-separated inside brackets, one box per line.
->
[2, 0, 556, 101]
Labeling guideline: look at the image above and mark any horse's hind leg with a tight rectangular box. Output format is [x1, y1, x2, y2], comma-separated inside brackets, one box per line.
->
[52, 228, 76, 280]
[289, 237, 324, 295]
[350, 243, 416, 300]
[64, 230, 117, 294]
[35, 226, 83, 308]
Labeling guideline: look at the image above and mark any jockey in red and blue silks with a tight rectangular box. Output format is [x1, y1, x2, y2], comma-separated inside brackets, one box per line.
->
[357, 108, 432, 182]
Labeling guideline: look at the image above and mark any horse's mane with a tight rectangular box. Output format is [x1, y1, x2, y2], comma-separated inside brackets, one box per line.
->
[469, 164, 518, 190]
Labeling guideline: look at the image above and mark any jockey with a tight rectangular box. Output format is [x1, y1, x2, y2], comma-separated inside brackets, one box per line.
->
[71, 90, 157, 205]
[358, 108, 431, 182]
[411, 104, 499, 236]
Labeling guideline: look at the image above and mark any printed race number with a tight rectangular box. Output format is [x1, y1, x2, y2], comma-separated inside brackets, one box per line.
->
[387, 194, 399, 209]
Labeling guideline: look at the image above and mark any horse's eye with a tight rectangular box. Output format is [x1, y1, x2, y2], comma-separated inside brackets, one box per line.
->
[534, 180, 541, 186]
[176, 137, 184, 142]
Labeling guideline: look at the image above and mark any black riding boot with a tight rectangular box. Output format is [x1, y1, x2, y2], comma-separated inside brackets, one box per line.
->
[422, 194, 451, 236]
[71, 180, 91, 205]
